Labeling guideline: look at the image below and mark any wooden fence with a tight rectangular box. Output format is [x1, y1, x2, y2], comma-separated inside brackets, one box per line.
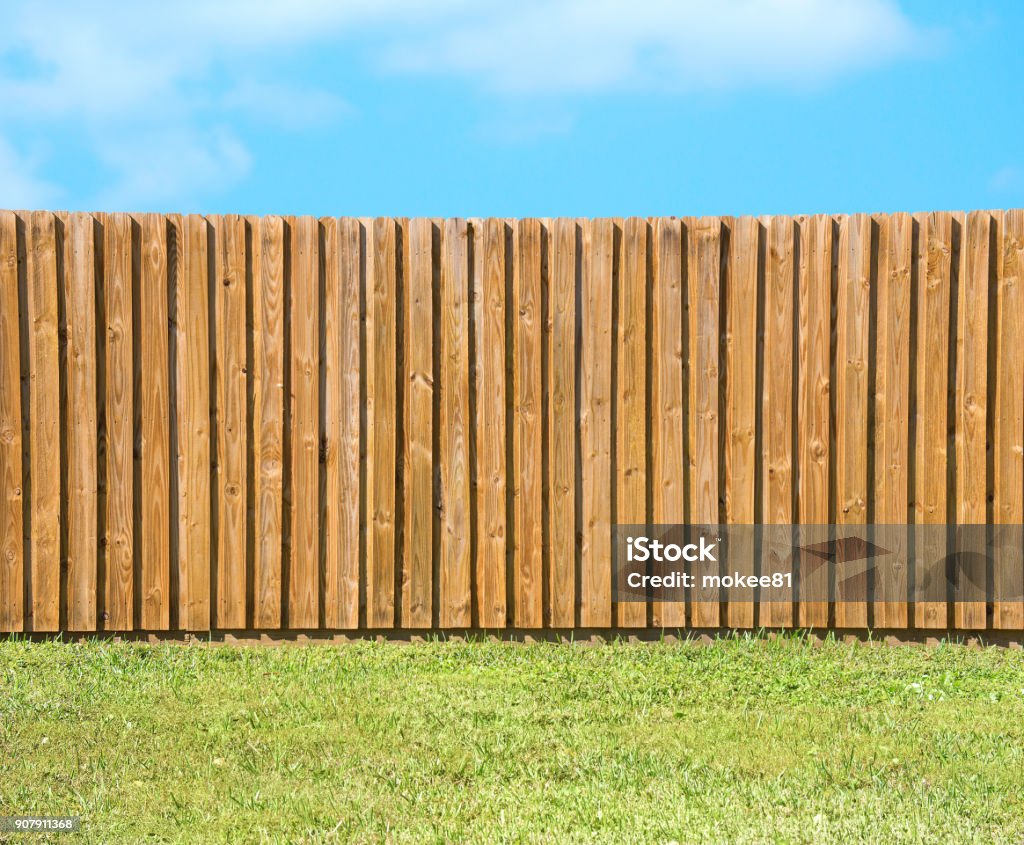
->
[0, 209, 1022, 634]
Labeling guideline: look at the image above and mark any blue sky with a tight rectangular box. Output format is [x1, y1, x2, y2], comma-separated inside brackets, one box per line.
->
[0, 0, 1021, 217]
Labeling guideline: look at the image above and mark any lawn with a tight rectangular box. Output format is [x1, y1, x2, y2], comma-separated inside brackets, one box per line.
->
[1, 635, 1022, 844]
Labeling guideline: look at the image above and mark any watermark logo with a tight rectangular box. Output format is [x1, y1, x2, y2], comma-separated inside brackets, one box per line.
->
[613, 524, 1023, 604]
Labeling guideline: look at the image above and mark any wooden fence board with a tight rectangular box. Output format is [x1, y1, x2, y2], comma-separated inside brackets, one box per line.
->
[439, 218, 471, 628]
[547, 217, 576, 628]
[796, 214, 832, 628]
[475, 218, 507, 628]
[724, 217, 758, 629]
[251, 215, 284, 628]
[176, 214, 211, 630]
[212, 214, 247, 629]
[614, 218, 647, 628]
[102, 213, 134, 630]
[580, 218, 613, 628]
[834, 214, 870, 629]
[25, 212, 60, 631]
[512, 218, 544, 628]
[872, 212, 912, 629]
[322, 217, 361, 629]
[0, 211, 23, 632]
[914, 211, 953, 629]
[367, 218, 397, 628]
[650, 217, 686, 629]
[994, 210, 1024, 629]
[762, 215, 794, 627]
[64, 212, 98, 630]
[402, 218, 434, 628]
[288, 216, 320, 628]
[138, 214, 171, 629]
[687, 217, 721, 628]
[954, 211, 990, 629]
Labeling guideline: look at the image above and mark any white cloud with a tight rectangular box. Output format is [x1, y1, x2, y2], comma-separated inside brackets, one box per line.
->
[0, 137, 60, 209]
[383, 0, 932, 94]
[221, 82, 352, 128]
[0, 0, 933, 207]
[91, 127, 252, 212]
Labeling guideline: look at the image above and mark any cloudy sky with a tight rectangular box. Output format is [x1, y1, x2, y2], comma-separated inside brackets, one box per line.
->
[0, 0, 1020, 216]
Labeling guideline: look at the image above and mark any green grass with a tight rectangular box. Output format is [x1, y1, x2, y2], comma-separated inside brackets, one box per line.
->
[1, 635, 1023, 844]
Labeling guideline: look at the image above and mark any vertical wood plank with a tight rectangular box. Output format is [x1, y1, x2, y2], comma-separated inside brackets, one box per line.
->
[512, 218, 543, 628]
[402, 218, 434, 628]
[548, 218, 575, 628]
[872, 213, 912, 629]
[322, 217, 361, 629]
[439, 218, 471, 627]
[252, 215, 284, 628]
[64, 212, 98, 630]
[687, 217, 721, 628]
[614, 218, 647, 628]
[796, 215, 832, 628]
[994, 209, 1024, 630]
[475, 218, 507, 628]
[176, 214, 211, 631]
[834, 213, 870, 629]
[914, 211, 952, 629]
[580, 218, 613, 627]
[761, 215, 794, 628]
[212, 214, 247, 629]
[367, 218, 397, 628]
[25, 212, 60, 631]
[103, 213, 134, 630]
[138, 214, 170, 629]
[651, 217, 686, 629]
[724, 217, 758, 629]
[954, 211, 989, 630]
[288, 216, 320, 628]
[0, 212, 23, 632]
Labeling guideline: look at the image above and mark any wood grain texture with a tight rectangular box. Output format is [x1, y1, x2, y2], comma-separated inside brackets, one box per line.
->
[439, 218, 471, 628]
[547, 217, 576, 628]
[796, 215, 832, 628]
[687, 217, 721, 628]
[724, 217, 758, 629]
[139, 214, 171, 629]
[512, 218, 543, 628]
[6, 208, 1024, 636]
[64, 212, 98, 630]
[251, 215, 284, 628]
[25, 212, 60, 631]
[834, 214, 870, 629]
[650, 218, 686, 629]
[475, 218, 507, 628]
[402, 217, 434, 628]
[761, 215, 794, 628]
[212, 214, 247, 629]
[288, 216, 320, 628]
[613, 218, 647, 628]
[322, 217, 361, 629]
[914, 212, 952, 629]
[872, 213, 912, 629]
[580, 218, 613, 628]
[367, 218, 397, 628]
[994, 209, 1024, 629]
[0, 211, 23, 632]
[954, 211, 989, 630]
[176, 214, 211, 630]
[102, 213, 134, 630]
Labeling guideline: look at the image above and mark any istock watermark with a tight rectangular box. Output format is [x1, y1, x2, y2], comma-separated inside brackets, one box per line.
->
[613, 524, 1024, 604]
